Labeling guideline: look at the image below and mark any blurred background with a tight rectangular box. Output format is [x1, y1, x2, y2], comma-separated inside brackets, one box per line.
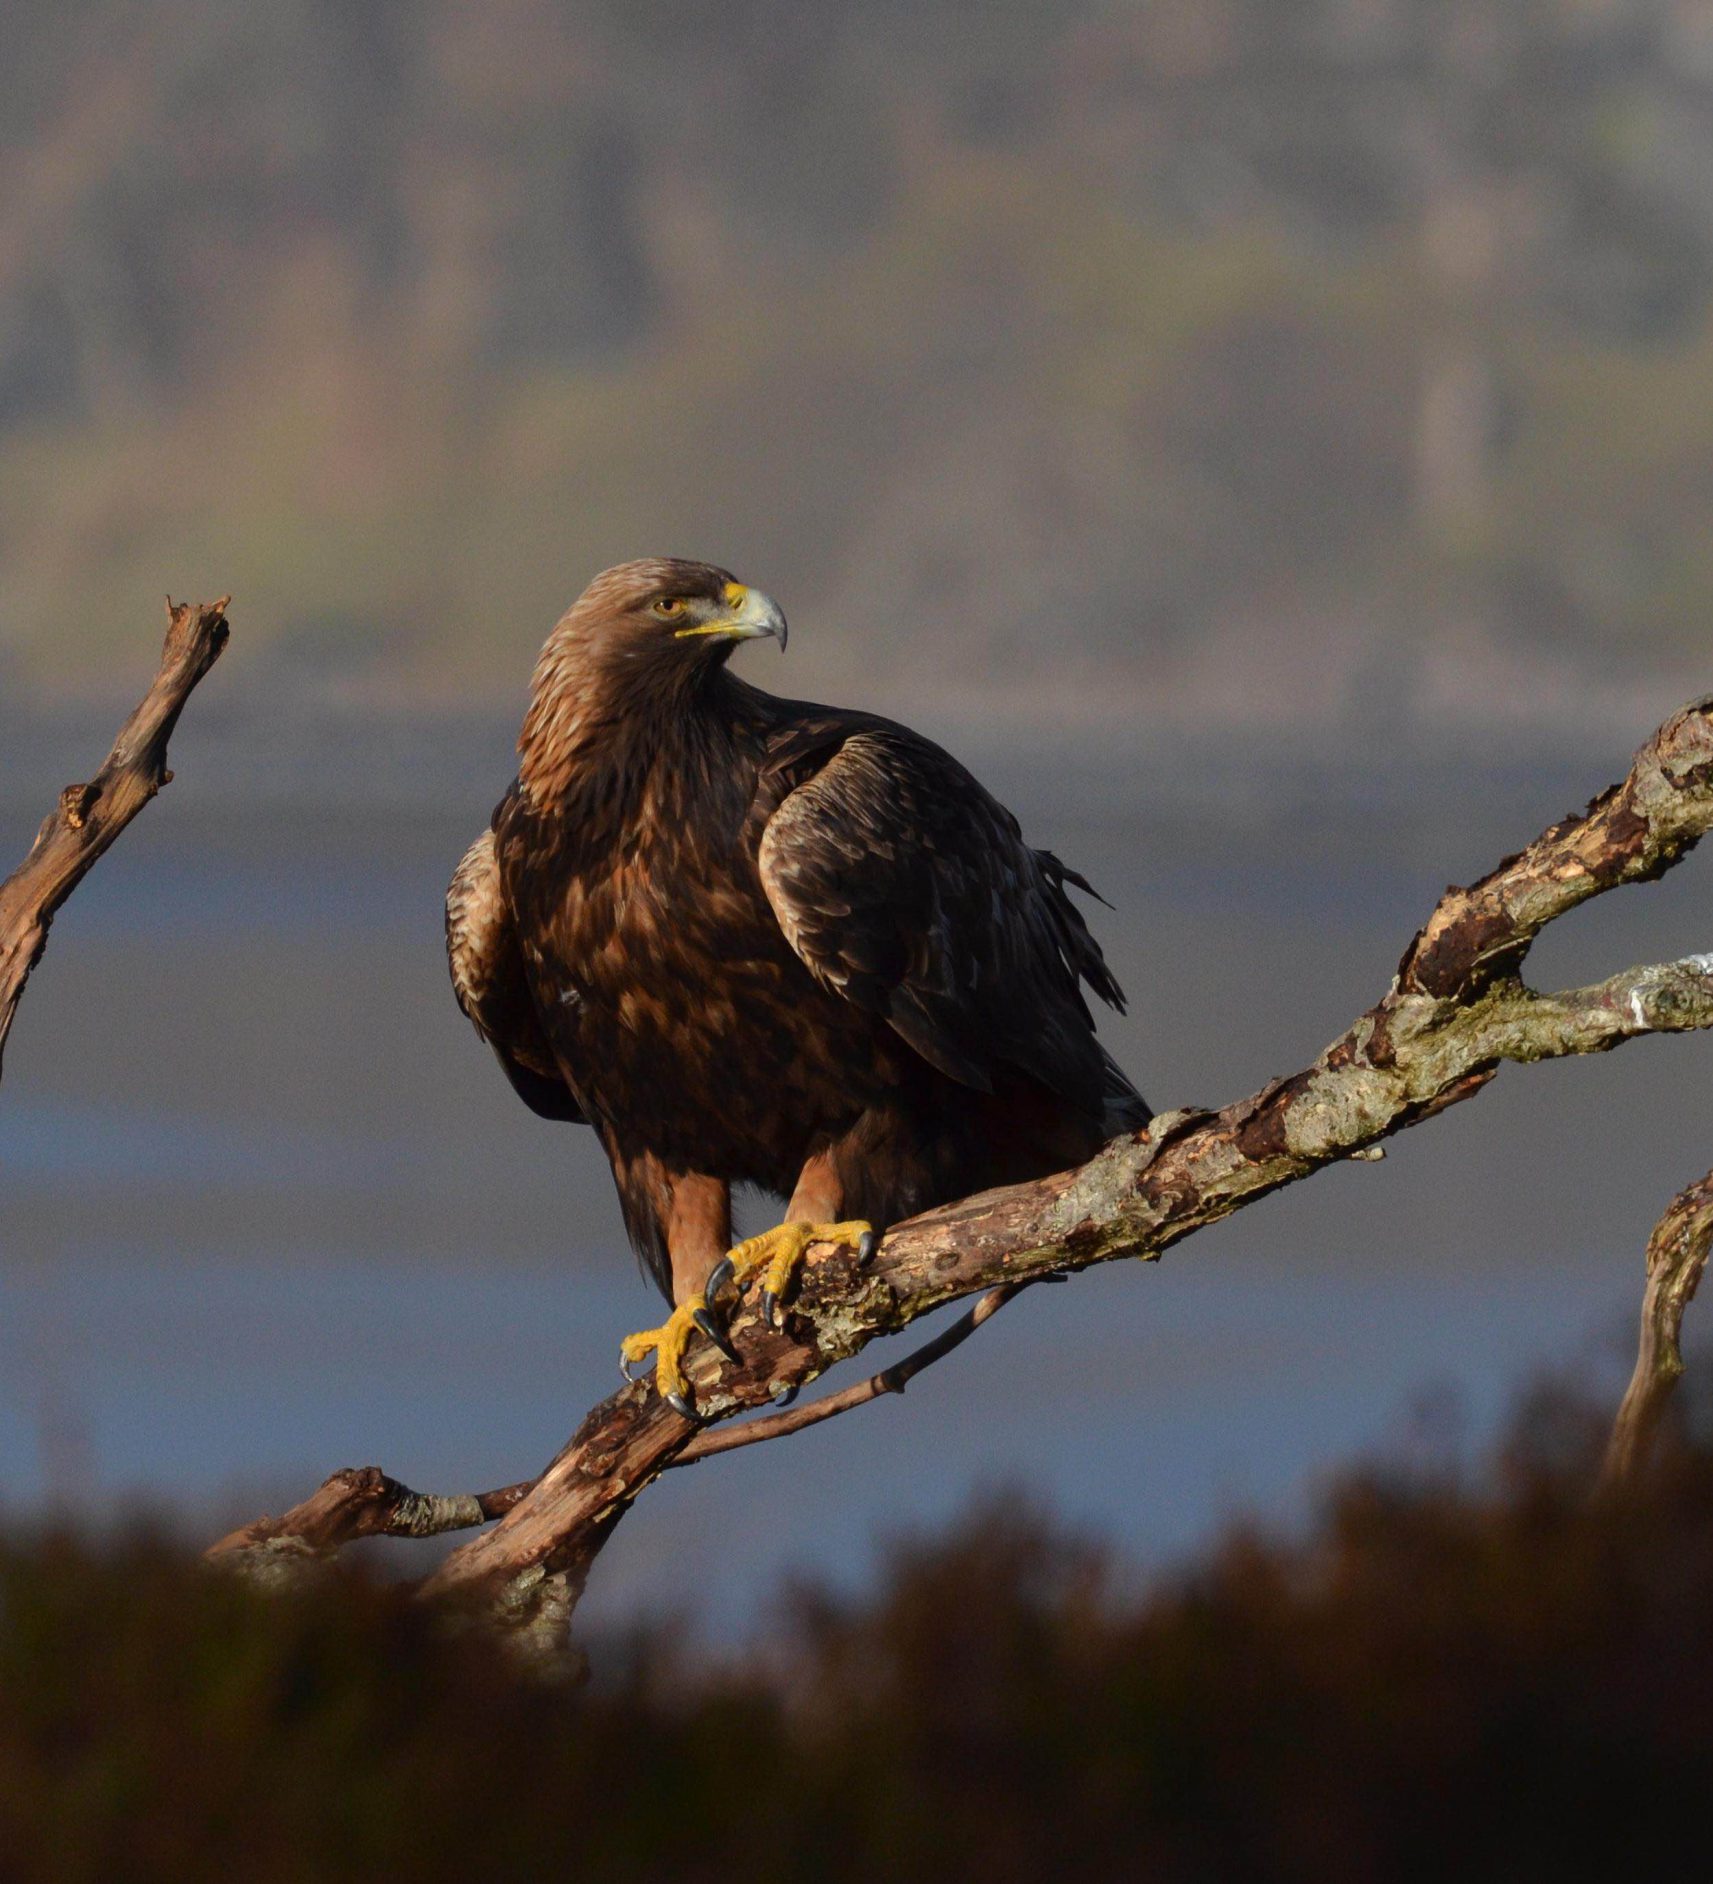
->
[2, 0, 1712, 1631]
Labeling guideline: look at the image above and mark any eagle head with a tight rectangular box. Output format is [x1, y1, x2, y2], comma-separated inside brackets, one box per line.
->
[562, 558, 785, 661]
[519, 558, 787, 798]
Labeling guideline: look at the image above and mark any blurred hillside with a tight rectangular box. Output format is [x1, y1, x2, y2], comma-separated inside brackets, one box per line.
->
[4, 0, 1713, 732]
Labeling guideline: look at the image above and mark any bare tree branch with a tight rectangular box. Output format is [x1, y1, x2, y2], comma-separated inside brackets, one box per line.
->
[205, 1288, 1032, 1583]
[0, 597, 231, 1082]
[211, 692, 1713, 1654]
[207, 1468, 532, 1582]
[1601, 1171, 1713, 1491]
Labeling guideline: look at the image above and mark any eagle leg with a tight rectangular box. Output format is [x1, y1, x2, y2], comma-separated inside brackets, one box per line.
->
[619, 1293, 736, 1420]
[716, 1219, 877, 1330]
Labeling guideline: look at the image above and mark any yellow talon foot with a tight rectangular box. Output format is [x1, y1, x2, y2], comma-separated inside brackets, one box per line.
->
[619, 1293, 727, 1418]
[719, 1219, 875, 1329]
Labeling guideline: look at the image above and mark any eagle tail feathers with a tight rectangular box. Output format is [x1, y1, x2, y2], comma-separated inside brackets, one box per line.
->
[1100, 1046, 1153, 1138]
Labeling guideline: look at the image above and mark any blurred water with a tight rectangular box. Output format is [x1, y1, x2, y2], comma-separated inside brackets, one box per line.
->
[2, 715, 1710, 1628]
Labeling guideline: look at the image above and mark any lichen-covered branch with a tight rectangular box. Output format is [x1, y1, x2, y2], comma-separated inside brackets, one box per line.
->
[215, 692, 1713, 1654]
[1601, 1171, 1713, 1491]
[208, 1467, 532, 1587]
[0, 597, 231, 1081]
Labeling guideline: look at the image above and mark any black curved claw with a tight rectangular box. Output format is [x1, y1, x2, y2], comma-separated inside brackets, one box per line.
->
[620, 1349, 649, 1386]
[761, 1287, 782, 1330]
[771, 1382, 799, 1408]
[665, 1389, 697, 1420]
[856, 1229, 878, 1263]
[704, 1256, 735, 1301]
[692, 1303, 741, 1364]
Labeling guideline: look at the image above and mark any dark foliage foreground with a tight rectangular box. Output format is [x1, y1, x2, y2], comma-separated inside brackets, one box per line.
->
[3, 1386, 1712, 1882]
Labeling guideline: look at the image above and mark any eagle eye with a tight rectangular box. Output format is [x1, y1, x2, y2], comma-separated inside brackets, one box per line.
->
[651, 597, 687, 620]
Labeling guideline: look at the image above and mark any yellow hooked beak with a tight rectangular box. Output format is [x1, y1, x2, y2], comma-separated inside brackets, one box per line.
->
[674, 581, 788, 649]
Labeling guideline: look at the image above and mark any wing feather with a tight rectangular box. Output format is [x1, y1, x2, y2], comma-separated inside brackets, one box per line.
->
[757, 727, 1140, 1121]
[446, 826, 583, 1123]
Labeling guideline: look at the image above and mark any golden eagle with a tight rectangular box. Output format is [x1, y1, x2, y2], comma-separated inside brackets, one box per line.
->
[447, 559, 1148, 1414]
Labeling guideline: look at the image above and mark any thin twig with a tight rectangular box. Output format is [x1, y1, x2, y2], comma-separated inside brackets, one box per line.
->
[1601, 1170, 1713, 1490]
[674, 1282, 1025, 1464]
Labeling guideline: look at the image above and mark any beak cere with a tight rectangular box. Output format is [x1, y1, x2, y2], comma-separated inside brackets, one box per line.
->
[726, 584, 788, 650]
[676, 584, 788, 650]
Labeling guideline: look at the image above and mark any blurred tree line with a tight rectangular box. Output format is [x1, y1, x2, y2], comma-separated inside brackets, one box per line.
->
[4, 0, 1713, 718]
[1, 1373, 1710, 1877]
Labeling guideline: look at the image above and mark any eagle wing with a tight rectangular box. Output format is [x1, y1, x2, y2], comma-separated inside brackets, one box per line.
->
[757, 725, 1139, 1122]
[446, 824, 584, 1123]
